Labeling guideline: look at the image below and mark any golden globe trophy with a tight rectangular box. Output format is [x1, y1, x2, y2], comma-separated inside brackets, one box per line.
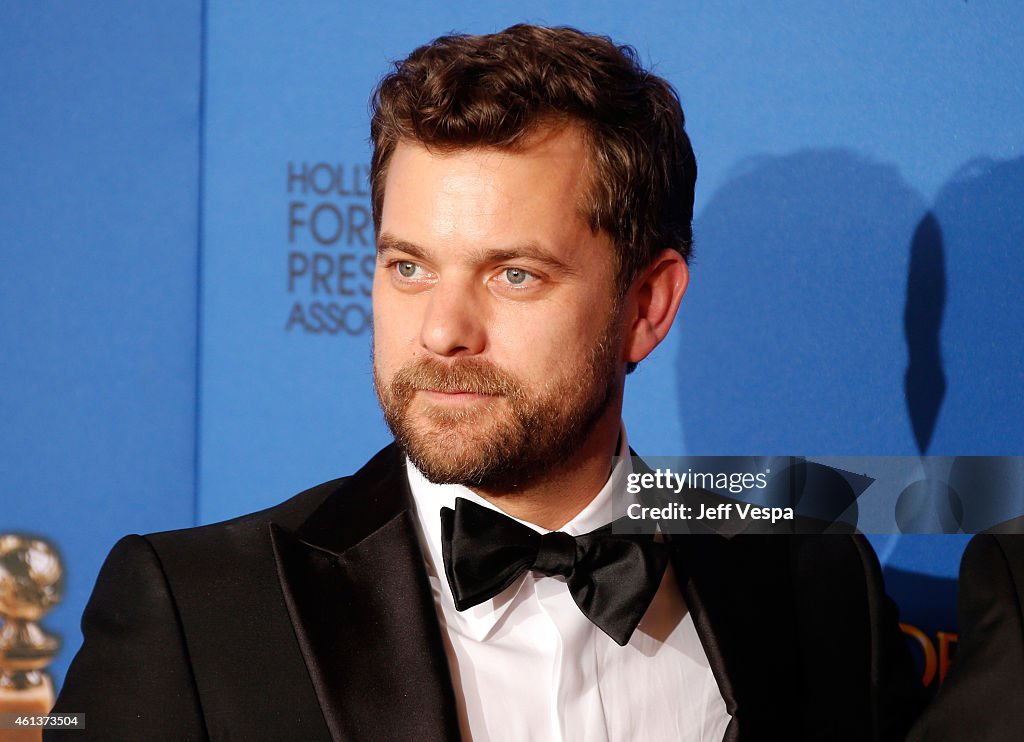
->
[0, 534, 63, 741]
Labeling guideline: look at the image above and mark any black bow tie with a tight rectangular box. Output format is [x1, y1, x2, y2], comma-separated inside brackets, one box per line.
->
[440, 497, 670, 646]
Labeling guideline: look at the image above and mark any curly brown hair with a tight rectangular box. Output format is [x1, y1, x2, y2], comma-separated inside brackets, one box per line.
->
[369, 24, 697, 290]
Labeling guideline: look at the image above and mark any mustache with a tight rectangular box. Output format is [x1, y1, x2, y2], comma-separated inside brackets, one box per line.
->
[389, 357, 523, 397]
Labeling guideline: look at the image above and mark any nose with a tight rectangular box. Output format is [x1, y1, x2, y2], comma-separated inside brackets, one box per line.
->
[420, 277, 486, 357]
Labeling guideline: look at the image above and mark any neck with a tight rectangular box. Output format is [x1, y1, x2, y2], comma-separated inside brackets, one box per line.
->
[472, 404, 623, 530]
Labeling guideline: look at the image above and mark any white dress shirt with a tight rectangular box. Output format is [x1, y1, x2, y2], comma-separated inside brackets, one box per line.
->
[406, 430, 730, 742]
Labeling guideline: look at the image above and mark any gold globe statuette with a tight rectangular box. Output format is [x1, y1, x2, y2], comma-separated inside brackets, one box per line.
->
[0, 534, 64, 741]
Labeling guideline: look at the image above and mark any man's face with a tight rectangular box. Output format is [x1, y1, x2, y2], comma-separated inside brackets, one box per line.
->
[372, 127, 626, 491]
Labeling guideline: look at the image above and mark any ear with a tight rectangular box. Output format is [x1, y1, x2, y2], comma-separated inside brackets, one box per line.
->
[623, 249, 689, 365]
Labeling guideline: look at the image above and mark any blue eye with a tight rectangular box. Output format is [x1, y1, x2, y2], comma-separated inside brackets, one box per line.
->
[396, 261, 418, 278]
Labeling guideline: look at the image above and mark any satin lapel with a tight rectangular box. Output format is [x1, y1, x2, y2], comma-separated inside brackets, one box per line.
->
[671, 534, 741, 740]
[271, 445, 460, 742]
[671, 533, 800, 741]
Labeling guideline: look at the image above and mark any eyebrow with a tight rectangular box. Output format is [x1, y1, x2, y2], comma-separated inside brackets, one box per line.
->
[376, 233, 578, 275]
[376, 235, 428, 260]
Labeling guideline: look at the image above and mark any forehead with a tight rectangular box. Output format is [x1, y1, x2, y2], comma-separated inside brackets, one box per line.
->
[379, 127, 600, 253]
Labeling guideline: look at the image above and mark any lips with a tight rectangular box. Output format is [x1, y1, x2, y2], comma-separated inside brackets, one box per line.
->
[422, 387, 492, 394]
[419, 389, 497, 401]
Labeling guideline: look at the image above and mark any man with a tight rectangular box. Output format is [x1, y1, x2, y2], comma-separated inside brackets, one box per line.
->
[51, 24, 923, 740]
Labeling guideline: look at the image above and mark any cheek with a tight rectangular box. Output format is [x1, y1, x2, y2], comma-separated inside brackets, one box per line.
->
[372, 289, 423, 365]
[488, 303, 593, 371]
[371, 291, 400, 360]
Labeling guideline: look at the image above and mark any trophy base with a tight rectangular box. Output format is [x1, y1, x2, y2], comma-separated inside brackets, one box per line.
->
[0, 676, 53, 742]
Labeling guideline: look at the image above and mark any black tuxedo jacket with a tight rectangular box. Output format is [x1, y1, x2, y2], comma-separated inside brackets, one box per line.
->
[50, 445, 924, 741]
[907, 533, 1024, 740]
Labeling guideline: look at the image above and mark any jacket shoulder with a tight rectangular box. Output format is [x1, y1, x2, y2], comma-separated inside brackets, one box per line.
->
[143, 476, 348, 559]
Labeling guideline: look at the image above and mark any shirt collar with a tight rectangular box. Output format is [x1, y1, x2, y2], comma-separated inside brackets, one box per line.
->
[406, 426, 634, 641]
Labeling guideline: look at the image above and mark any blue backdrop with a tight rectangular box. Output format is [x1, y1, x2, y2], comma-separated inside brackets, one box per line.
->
[2, 0, 1021, 693]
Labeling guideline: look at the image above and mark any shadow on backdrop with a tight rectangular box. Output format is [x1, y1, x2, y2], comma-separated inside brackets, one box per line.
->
[927, 156, 1024, 456]
[895, 156, 1024, 534]
[677, 148, 924, 455]
[903, 212, 947, 455]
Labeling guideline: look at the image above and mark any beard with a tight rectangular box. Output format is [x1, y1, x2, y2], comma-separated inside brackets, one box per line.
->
[373, 318, 622, 492]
